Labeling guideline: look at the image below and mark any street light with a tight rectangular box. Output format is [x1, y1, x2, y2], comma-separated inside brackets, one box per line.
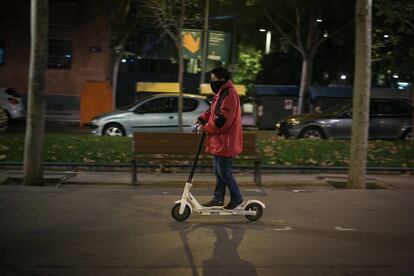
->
[259, 29, 271, 54]
[265, 30, 271, 54]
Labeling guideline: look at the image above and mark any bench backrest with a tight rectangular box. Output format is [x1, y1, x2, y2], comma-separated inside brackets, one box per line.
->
[133, 132, 258, 156]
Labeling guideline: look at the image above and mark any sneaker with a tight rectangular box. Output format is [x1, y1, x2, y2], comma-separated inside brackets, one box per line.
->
[224, 200, 244, 210]
[202, 199, 224, 207]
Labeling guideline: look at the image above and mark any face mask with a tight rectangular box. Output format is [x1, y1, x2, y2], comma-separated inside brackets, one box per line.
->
[210, 80, 226, 94]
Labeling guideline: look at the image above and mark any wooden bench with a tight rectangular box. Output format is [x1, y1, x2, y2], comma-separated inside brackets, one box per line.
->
[131, 132, 261, 185]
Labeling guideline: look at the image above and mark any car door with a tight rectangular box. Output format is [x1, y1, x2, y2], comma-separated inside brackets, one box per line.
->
[130, 96, 178, 132]
[329, 102, 352, 138]
[182, 97, 201, 132]
[369, 100, 411, 139]
[333, 112, 353, 138]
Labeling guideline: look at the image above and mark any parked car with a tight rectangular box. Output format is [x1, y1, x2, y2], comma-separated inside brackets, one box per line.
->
[0, 107, 8, 133]
[0, 87, 25, 121]
[88, 94, 211, 136]
[275, 98, 413, 140]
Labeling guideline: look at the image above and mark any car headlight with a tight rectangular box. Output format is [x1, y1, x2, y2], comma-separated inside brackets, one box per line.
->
[91, 118, 99, 124]
[287, 118, 301, 125]
[275, 123, 281, 128]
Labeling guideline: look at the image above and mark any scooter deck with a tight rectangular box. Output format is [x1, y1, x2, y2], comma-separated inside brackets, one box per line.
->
[194, 206, 255, 216]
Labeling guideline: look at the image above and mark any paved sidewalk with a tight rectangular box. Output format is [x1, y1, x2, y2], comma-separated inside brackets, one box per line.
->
[1, 174, 414, 275]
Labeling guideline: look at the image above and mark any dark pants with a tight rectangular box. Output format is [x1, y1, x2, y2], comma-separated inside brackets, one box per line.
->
[213, 155, 243, 203]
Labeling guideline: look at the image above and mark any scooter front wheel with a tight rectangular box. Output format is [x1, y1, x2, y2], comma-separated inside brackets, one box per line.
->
[171, 203, 191, 221]
[244, 202, 263, 221]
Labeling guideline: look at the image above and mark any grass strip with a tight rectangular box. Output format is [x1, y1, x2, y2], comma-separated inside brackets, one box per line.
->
[1, 133, 413, 167]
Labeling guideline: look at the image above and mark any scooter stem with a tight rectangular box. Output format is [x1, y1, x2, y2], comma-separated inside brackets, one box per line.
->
[187, 132, 206, 183]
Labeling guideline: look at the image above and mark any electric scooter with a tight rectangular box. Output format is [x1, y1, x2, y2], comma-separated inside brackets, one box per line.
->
[171, 127, 265, 222]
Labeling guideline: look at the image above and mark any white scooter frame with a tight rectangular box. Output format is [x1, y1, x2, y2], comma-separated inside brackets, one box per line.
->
[171, 131, 265, 221]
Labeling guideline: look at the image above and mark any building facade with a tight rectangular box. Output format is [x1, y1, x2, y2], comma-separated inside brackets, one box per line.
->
[0, 0, 112, 111]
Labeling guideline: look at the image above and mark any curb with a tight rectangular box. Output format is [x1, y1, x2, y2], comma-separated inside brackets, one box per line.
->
[0, 162, 413, 175]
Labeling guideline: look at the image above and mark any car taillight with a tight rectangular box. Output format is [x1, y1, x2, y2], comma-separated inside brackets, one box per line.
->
[8, 98, 19, 105]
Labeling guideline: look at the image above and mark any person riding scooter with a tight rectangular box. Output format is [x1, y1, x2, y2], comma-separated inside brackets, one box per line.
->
[195, 67, 244, 210]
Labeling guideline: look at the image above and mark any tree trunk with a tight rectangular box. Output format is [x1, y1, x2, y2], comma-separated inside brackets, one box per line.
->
[297, 56, 313, 114]
[348, 0, 372, 189]
[411, 85, 414, 140]
[24, 0, 48, 186]
[112, 54, 121, 110]
[177, 46, 184, 132]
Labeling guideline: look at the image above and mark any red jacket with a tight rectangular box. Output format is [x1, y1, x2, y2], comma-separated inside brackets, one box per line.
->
[198, 80, 243, 157]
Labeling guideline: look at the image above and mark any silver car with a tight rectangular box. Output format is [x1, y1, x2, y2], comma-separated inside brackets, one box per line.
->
[0, 87, 25, 120]
[276, 98, 413, 140]
[88, 94, 210, 136]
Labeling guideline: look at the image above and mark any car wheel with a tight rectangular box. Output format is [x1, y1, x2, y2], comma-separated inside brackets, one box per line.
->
[402, 129, 413, 140]
[299, 126, 325, 139]
[103, 123, 126, 136]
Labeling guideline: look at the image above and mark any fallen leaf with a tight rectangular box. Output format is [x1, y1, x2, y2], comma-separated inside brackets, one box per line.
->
[82, 157, 95, 163]
[263, 146, 274, 155]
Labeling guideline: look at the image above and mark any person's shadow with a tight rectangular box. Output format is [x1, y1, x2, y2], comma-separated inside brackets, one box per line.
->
[202, 224, 257, 276]
[170, 222, 258, 276]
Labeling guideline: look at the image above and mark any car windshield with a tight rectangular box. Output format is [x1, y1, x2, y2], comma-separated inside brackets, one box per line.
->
[4, 88, 21, 97]
[119, 95, 153, 110]
[120, 101, 139, 110]
[323, 100, 352, 115]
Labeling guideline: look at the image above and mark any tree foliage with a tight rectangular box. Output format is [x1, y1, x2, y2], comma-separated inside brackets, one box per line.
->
[372, 0, 414, 86]
[233, 44, 262, 85]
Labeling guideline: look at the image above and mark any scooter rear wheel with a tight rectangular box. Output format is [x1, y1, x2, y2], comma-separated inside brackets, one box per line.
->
[244, 202, 263, 221]
[171, 203, 191, 221]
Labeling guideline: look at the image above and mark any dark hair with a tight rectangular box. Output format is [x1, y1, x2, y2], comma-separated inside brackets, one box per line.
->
[210, 67, 230, 81]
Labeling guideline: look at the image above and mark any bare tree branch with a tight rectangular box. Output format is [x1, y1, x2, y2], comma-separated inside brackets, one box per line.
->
[307, 4, 320, 58]
[312, 19, 354, 54]
[401, 18, 414, 30]
[140, 0, 196, 131]
[294, 1, 305, 54]
[280, 14, 297, 30]
[265, 10, 303, 55]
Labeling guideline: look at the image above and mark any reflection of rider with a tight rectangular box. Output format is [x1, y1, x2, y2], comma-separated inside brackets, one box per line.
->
[202, 227, 257, 276]
[195, 67, 244, 210]
[170, 222, 258, 276]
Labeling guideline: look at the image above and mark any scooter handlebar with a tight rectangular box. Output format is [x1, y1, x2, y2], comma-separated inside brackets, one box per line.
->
[192, 124, 199, 133]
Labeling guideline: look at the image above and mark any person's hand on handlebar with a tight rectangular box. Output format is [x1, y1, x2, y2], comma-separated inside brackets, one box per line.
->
[196, 124, 203, 133]
[192, 123, 203, 134]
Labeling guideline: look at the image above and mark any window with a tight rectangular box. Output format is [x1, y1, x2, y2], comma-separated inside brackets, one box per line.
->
[183, 98, 199, 112]
[48, 39, 72, 69]
[136, 97, 176, 113]
[4, 88, 21, 98]
[371, 101, 411, 116]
